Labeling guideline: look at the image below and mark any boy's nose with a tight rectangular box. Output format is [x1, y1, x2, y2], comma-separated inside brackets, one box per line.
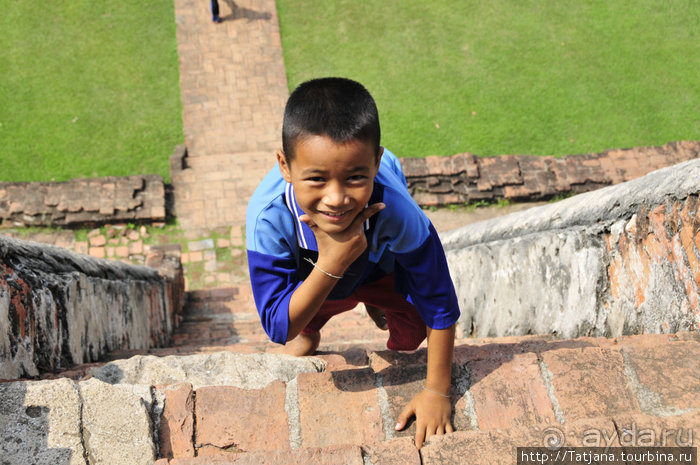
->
[322, 184, 348, 207]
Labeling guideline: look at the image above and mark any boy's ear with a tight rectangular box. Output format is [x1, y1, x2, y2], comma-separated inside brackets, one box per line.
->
[376, 146, 384, 169]
[276, 149, 292, 182]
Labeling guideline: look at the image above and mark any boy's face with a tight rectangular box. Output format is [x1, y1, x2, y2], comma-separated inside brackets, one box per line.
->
[277, 135, 383, 234]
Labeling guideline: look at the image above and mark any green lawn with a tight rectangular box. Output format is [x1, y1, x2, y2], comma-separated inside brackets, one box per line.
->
[277, 0, 700, 158]
[0, 0, 182, 182]
[1, 1, 697, 184]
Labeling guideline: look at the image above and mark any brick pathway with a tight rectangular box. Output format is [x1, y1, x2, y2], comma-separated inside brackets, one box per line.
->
[172, 0, 288, 231]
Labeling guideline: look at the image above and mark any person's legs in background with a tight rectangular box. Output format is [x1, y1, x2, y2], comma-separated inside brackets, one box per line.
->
[211, 0, 222, 23]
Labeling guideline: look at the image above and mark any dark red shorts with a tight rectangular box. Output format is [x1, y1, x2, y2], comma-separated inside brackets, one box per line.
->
[301, 273, 426, 351]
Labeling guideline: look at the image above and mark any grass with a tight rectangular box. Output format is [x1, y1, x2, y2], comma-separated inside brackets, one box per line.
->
[0, 0, 183, 183]
[1, 1, 697, 185]
[276, 0, 700, 158]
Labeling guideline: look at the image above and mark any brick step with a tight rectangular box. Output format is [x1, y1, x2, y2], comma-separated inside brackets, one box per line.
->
[15, 332, 699, 465]
[154, 411, 700, 465]
[144, 333, 699, 462]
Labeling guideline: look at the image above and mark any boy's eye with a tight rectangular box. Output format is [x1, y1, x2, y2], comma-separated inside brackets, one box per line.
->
[348, 175, 367, 182]
[306, 176, 325, 183]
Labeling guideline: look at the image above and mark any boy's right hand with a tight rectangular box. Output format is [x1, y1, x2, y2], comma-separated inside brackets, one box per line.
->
[300, 202, 385, 277]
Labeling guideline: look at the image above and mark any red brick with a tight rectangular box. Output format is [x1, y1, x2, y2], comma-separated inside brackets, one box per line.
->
[115, 246, 129, 258]
[169, 444, 364, 465]
[362, 437, 420, 465]
[89, 234, 106, 247]
[615, 333, 681, 348]
[315, 348, 369, 371]
[88, 247, 105, 258]
[297, 368, 384, 448]
[622, 341, 700, 411]
[420, 417, 620, 464]
[159, 383, 195, 459]
[469, 352, 556, 429]
[195, 382, 289, 452]
[381, 364, 432, 438]
[612, 412, 699, 447]
[509, 417, 619, 449]
[541, 347, 640, 420]
[420, 430, 512, 465]
[453, 336, 569, 365]
[368, 348, 427, 372]
[425, 156, 444, 176]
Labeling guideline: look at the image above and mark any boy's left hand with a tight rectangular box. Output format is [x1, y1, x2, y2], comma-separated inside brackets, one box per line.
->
[395, 388, 454, 449]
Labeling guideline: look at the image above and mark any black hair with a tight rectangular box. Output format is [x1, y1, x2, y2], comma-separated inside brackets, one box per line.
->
[282, 77, 381, 162]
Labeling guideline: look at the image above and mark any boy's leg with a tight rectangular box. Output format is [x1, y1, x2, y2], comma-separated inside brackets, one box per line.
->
[284, 330, 320, 356]
[355, 274, 427, 351]
[284, 297, 358, 356]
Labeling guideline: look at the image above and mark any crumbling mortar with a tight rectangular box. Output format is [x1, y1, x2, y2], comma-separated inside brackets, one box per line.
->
[611, 418, 621, 447]
[192, 388, 198, 457]
[284, 377, 303, 449]
[361, 447, 373, 465]
[149, 385, 163, 460]
[75, 379, 92, 465]
[374, 372, 395, 441]
[536, 354, 566, 424]
[453, 363, 478, 430]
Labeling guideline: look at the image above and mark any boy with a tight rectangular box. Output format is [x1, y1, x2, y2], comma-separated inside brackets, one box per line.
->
[246, 77, 460, 449]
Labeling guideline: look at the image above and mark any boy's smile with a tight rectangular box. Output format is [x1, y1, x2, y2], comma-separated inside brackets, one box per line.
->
[277, 135, 383, 234]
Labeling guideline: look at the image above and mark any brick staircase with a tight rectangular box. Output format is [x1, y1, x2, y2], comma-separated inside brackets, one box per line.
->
[62, 285, 698, 464]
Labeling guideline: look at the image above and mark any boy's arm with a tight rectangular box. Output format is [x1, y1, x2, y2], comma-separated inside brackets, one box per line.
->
[286, 203, 385, 340]
[395, 323, 456, 449]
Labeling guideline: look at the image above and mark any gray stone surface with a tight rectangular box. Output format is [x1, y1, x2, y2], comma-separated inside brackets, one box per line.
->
[0, 235, 183, 379]
[0, 378, 85, 465]
[80, 378, 157, 465]
[442, 159, 700, 339]
[448, 230, 606, 338]
[90, 352, 326, 389]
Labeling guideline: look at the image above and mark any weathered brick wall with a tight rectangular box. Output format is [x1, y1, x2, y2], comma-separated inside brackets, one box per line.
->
[403, 140, 700, 206]
[0, 174, 166, 228]
[0, 236, 184, 379]
[442, 158, 700, 339]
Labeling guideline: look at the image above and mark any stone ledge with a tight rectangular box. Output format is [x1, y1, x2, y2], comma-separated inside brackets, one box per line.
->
[0, 235, 184, 379]
[442, 158, 700, 339]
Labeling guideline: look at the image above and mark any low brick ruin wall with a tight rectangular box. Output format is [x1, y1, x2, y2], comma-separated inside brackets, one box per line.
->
[442, 158, 700, 339]
[0, 236, 185, 380]
[0, 174, 166, 228]
[403, 140, 700, 206]
[3, 142, 697, 230]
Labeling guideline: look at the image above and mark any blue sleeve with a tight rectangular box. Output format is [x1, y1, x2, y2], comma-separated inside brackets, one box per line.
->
[246, 186, 299, 345]
[392, 222, 460, 329]
[372, 180, 460, 330]
[247, 249, 298, 344]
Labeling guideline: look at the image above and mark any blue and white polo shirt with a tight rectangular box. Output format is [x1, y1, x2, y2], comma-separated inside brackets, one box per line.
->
[246, 149, 460, 344]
